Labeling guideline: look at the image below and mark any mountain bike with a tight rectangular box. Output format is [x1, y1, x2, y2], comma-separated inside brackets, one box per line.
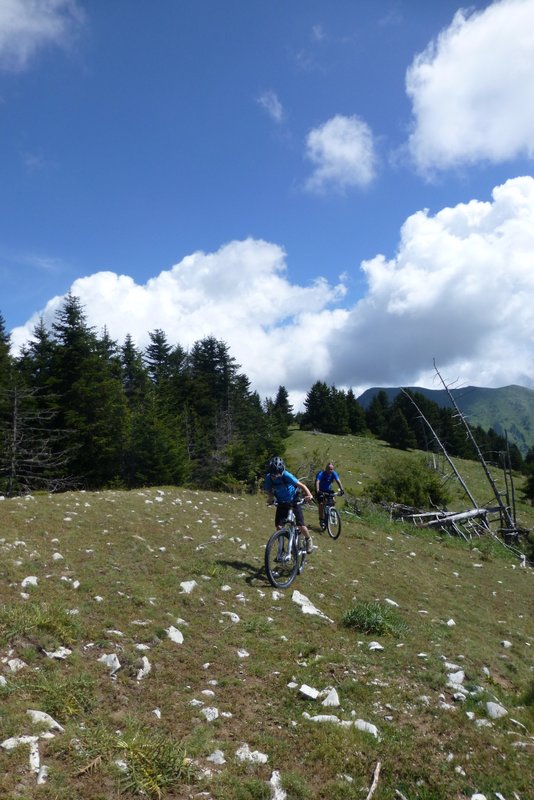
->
[265, 497, 311, 589]
[320, 490, 343, 539]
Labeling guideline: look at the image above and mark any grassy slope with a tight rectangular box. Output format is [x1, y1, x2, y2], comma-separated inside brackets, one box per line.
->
[0, 431, 533, 800]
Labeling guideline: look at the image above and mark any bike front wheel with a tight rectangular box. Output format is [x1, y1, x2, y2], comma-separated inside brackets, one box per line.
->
[326, 507, 341, 539]
[265, 529, 299, 588]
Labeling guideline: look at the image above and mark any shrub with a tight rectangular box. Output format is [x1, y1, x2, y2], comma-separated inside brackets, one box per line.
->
[366, 456, 450, 508]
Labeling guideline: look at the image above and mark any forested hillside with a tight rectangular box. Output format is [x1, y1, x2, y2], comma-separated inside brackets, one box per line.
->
[358, 384, 534, 455]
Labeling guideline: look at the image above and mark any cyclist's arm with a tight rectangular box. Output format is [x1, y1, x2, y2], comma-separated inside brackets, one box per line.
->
[296, 480, 313, 502]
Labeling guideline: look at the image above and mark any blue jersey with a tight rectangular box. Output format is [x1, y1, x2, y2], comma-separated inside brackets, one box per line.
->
[264, 470, 299, 503]
[316, 469, 340, 492]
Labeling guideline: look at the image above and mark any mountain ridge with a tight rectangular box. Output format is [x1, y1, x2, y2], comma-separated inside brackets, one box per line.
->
[357, 384, 534, 455]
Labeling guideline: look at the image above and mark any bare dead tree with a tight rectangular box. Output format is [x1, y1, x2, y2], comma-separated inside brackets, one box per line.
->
[432, 360, 516, 531]
[400, 388, 479, 509]
[0, 384, 75, 496]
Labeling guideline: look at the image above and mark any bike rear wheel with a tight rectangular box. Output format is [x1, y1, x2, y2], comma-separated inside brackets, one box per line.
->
[265, 529, 299, 588]
[326, 506, 341, 539]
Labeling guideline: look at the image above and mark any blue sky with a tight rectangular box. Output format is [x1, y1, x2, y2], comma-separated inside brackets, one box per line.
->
[1, 0, 534, 407]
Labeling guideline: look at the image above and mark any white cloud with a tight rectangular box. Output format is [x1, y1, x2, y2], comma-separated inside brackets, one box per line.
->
[407, 0, 534, 172]
[331, 175, 534, 392]
[11, 238, 348, 401]
[304, 114, 377, 193]
[0, 0, 84, 71]
[257, 90, 284, 123]
[11, 178, 534, 405]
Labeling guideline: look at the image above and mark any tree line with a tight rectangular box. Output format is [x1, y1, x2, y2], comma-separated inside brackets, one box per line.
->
[0, 296, 292, 496]
[1, 295, 533, 498]
[299, 381, 533, 476]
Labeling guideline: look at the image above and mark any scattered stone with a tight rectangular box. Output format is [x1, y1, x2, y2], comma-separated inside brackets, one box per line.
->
[97, 653, 121, 675]
[201, 707, 219, 722]
[136, 656, 151, 681]
[500, 640, 512, 649]
[486, 701, 507, 719]
[44, 647, 72, 659]
[292, 590, 333, 622]
[207, 749, 226, 764]
[369, 641, 384, 651]
[299, 684, 320, 700]
[7, 658, 27, 672]
[21, 576, 38, 588]
[166, 626, 184, 644]
[27, 710, 64, 732]
[221, 611, 240, 623]
[322, 688, 340, 707]
[235, 743, 268, 763]
[180, 580, 198, 594]
[269, 770, 287, 800]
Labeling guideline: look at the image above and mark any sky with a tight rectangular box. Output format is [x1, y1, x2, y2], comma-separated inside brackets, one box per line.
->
[1, 0, 534, 409]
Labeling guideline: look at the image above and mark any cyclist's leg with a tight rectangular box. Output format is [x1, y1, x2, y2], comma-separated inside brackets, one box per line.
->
[295, 503, 314, 553]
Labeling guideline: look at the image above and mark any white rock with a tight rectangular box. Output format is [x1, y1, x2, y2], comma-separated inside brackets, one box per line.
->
[221, 611, 240, 623]
[269, 770, 287, 800]
[500, 640, 512, 649]
[97, 653, 121, 674]
[369, 641, 384, 651]
[237, 649, 249, 658]
[322, 688, 340, 707]
[166, 626, 184, 644]
[351, 719, 379, 738]
[37, 765, 49, 784]
[299, 684, 320, 700]
[235, 743, 268, 763]
[8, 658, 27, 672]
[136, 656, 151, 681]
[180, 580, 198, 594]
[27, 710, 64, 732]
[21, 576, 38, 588]
[471, 794, 488, 800]
[44, 647, 72, 659]
[446, 618, 456, 627]
[201, 707, 219, 722]
[1, 734, 39, 750]
[384, 598, 399, 607]
[486, 701, 507, 719]
[207, 749, 226, 764]
[292, 590, 333, 622]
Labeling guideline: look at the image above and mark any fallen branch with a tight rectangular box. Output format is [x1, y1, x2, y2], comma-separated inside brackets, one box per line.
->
[365, 761, 381, 800]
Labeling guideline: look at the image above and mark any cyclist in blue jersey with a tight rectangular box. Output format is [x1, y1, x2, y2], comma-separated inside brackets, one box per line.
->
[315, 462, 344, 530]
[264, 456, 315, 553]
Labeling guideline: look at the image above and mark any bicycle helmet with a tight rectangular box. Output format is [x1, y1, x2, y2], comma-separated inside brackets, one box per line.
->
[269, 456, 285, 475]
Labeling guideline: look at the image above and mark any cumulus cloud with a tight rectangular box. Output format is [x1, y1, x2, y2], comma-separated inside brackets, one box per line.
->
[11, 178, 534, 405]
[406, 0, 534, 172]
[0, 0, 84, 71]
[257, 90, 284, 124]
[304, 114, 377, 193]
[11, 239, 348, 401]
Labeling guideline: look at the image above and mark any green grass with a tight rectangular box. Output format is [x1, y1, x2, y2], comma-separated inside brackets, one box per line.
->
[0, 431, 533, 799]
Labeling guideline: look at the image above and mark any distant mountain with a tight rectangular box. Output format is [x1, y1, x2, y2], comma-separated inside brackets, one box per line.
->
[357, 384, 534, 455]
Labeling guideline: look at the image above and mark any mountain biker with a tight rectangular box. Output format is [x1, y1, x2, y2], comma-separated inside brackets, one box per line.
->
[264, 456, 315, 553]
[315, 462, 344, 530]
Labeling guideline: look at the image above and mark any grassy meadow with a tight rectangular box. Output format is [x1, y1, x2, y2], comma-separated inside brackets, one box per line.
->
[1, 430, 533, 800]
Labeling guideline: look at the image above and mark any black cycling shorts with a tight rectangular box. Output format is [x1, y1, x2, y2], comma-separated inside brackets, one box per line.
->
[275, 502, 305, 527]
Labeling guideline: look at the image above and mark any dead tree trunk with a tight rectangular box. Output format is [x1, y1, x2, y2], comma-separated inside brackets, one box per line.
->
[433, 360, 516, 531]
[400, 388, 479, 509]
